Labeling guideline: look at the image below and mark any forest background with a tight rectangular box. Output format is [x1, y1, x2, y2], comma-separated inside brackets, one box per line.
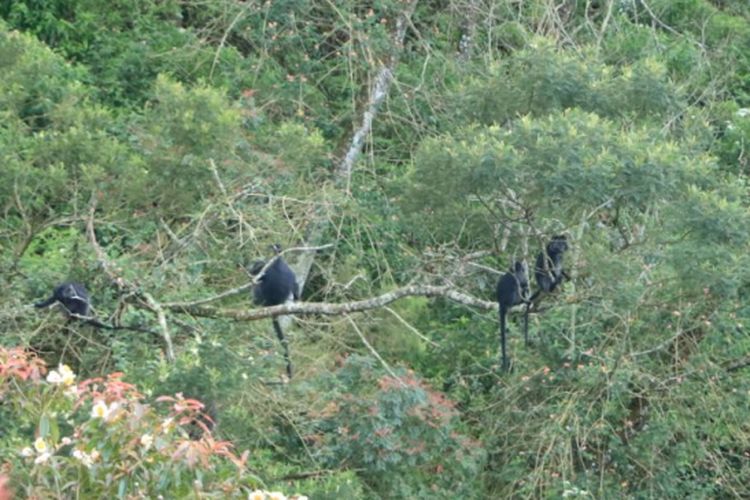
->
[1, 0, 750, 498]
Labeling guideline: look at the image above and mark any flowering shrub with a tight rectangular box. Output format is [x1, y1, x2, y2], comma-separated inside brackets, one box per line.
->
[0, 347, 305, 499]
[292, 355, 485, 499]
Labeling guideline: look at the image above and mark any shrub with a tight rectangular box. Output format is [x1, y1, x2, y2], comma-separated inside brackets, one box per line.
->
[0, 347, 306, 499]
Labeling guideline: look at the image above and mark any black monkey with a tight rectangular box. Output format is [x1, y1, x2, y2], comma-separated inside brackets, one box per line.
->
[533, 235, 569, 296]
[35, 282, 155, 334]
[496, 261, 529, 371]
[249, 244, 299, 379]
[35, 282, 90, 317]
[523, 235, 570, 341]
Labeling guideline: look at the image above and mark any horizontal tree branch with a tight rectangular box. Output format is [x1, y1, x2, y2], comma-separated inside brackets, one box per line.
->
[163, 244, 334, 309]
[166, 285, 498, 320]
[726, 356, 750, 373]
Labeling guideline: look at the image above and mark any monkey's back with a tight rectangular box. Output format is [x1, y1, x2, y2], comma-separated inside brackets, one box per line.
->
[53, 282, 90, 316]
[253, 259, 298, 306]
[534, 250, 564, 293]
[496, 272, 523, 309]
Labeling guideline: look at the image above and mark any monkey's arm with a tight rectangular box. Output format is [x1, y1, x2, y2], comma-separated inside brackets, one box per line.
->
[526, 289, 542, 305]
[34, 297, 57, 308]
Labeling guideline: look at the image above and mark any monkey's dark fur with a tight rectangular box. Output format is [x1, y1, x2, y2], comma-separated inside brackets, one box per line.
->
[35, 282, 90, 317]
[496, 261, 529, 371]
[533, 235, 569, 295]
[523, 235, 570, 341]
[250, 244, 299, 379]
[35, 282, 154, 334]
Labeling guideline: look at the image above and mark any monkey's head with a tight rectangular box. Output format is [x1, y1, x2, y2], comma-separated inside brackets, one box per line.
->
[247, 260, 266, 277]
[547, 235, 569, 255]
[512, 261, 529, 292]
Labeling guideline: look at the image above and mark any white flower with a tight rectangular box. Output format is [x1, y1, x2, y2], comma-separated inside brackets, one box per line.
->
[20, 447, 34, 457]
[46, 370, 63, 384]
[248, 491, 266, 500]
[140, 433, 153, 450]
[72, 448, 94, 468]
[34, 437, 48, 454]
[267, 492, 286, 500]
[46, 364, 76, 386]
[61, 437, 72, 446]
[64, 384, 79, 400]
[34, 452, 52, 464]
[90, 400, 117, 421]
[91, 400, 108, 419]
[58, 364, 76, 385]
[737, 108, 750, 118]
[161, 417, 175, 434]
[562, 484, 590, 498]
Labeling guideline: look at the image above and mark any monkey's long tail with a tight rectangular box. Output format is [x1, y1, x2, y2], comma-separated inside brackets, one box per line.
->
[499, 305, 508, 372]
[272, 319, 293, 379]
[34, 297, 56, 308]
[523, 302, 530, 346]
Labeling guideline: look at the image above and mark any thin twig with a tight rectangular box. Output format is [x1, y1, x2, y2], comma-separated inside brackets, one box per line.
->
[347, 316, 406, 387]
[384, 306, 439, 347]
[164, 244, 334, 309]
[209, 5, 248, 79]
[86, 197, 175, 361]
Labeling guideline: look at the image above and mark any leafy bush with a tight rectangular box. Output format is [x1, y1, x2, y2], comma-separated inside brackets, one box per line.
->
[288, 355, 485, 499]
[452, 40, 681, 127]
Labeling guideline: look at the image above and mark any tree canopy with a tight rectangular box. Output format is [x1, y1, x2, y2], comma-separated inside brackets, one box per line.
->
[2, 0, 750, 497]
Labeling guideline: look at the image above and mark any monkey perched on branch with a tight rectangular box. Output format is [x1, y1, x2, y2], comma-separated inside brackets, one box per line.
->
[496, 261, 529, 371]
[249, 244, 300, 379]
[35, 282, 154, 334]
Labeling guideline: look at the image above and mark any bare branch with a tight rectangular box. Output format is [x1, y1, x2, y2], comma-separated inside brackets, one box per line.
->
[384, 306, 439, 347]
[337, 0, 418, 183]
[163, 245, 334, 310]
[86, 197, 175, 361]
[166, 285, 496, 320]
[725, 356, 750, 373]
[164, 282, 256, 309]
[457, 0, 479, 62]
[209, 5, 249, 79]
[295, 0, 419, 290]
[347, 316, 407, 387]
[639, 0, 704, 49]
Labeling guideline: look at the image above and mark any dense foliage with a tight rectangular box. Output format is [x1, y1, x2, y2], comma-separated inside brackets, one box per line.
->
[2, 0, 750, 497]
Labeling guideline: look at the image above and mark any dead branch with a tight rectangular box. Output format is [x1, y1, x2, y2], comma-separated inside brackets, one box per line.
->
[163, 244, 335, 310]
[166, 285, 497, 320]
[337, 0, 417, 182]
[86, 197, 175, 361]
[295, 0, 419, 288]
[725, 356, 750, 373]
